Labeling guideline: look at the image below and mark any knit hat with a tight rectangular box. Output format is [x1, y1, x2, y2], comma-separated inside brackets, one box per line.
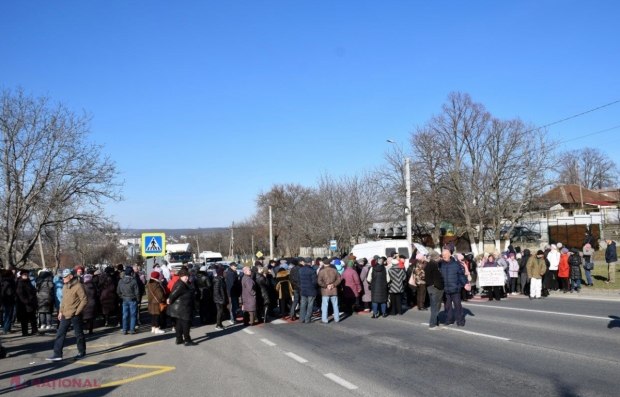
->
[61, 269, 73, 278]
[124, 267, 133, 276]
[509, 253, 515, 257]
[83, 274, 93, 283]
[416, 253, 425, 261]
[585, 243, 592, 249]
[150, 271, 160, 279]
[557, 243, 563, 249]
[561, 248, 569, 254]
[429, 251, 440, 260]
[280, 263, 289, 270]
[373, 255, 379, 260]
[537, 250, 545, 255]
[347, 260, 355, 266]
[551, 244, 557, 250]
[305, 257, 312, 264]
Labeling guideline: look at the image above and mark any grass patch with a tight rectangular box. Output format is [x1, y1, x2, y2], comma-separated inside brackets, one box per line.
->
[588, 265, 620, 290]
[593, 247, 620, 261]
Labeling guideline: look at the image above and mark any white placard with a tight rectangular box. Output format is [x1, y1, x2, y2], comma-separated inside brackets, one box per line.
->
[477, 267, 506, 287]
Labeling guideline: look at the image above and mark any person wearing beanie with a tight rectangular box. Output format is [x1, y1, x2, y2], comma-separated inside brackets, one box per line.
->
[116, 267, 140, 334]
[568, 248, 583, 293]
[35, 268, 54, 330]
[81, 274, 98, 334]
[440, 249, 470, 327]
[16, 270, 40, 336]
[583, 243, 595, 286]
[527, 250, 548, 299]
[318, 257, 342, 323]
[147, 271, 167, 334]
[388, 257, 406, 316]
[195, 265, 213, 325]
[226, 263, 242, 325]
[241, 266, 257, 326]
[75, 266, 85, 281]
[213, 267, 228, 330]
[341, 261, 362, 316]
[298, 258, 318, 323]
[507, 253, 520, 296]
[367, 257, 389, 319]
[411, 254, 428, 310]
[547, 245, 561, 291]
[167, 268, 197, 346]
[288, 258, 302, 321]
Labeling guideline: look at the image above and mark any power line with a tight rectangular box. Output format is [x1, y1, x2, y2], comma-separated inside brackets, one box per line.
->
[529, 99, 620, 133]
[562, 125, 620, 143]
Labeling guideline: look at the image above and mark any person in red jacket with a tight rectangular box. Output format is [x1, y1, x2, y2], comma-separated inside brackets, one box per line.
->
[558, 248, 570, 293]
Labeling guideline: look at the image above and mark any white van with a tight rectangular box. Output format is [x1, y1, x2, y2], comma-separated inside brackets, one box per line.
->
[351, 240, 429, 261]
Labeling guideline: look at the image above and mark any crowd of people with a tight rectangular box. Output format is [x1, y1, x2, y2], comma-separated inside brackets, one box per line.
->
[0, 233, 615, 360]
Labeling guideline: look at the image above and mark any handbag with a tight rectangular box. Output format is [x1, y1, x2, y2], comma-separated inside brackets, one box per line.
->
[159, 302, 168, 312]
[408, 273, 416, 287]
[584, 262, 594, 271]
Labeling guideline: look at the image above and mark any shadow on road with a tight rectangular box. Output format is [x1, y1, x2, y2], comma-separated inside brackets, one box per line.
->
[607, 315, 620, 329]
[193, 323, 244, 342]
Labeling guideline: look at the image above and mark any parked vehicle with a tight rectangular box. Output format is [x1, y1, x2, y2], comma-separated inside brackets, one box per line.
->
[500, 226, 542, 242]
[351, 240, 429, 261]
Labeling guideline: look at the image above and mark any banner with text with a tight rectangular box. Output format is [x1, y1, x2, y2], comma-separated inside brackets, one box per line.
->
[477, 267, 506, 287]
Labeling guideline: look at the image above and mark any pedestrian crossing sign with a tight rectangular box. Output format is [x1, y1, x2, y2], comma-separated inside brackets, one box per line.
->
[141, 233, 166, 257]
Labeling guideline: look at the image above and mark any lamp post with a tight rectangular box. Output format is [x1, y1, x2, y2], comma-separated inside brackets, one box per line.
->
[387, 140, 412, 248]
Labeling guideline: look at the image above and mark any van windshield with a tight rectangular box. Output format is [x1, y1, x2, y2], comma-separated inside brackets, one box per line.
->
[205, 257, 222, 263]
[169, 253, 192, 262]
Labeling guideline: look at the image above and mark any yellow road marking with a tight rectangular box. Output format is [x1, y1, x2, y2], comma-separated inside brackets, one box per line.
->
[75, 360, 175, 388]
[67, 343, 122, 349]
[68, 340, 162, 354]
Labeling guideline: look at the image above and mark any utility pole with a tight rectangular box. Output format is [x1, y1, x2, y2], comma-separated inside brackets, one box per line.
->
[405, 157, 412, 248]
[269, 206, 273, 259]
[229, 222, 234, 261]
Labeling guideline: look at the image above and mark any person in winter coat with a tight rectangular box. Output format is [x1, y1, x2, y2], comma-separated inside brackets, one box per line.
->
[147, 271, 167, 334]
[82, 274, 98, 334]
[568, 248, 583, 293]
[53, 270, 64, 318]
[297, 258, 318, 323]
[367, 257, 389, 318]
[527, 250, 548, 299]
[212, 267, 228, 330]
[507, 253, 520, 295]
[275, 265, 293, 318]
[167, 269, 197, 346]
[241, 266, 257, 326]
[456, 254, 472, 302]
[359, 259, 372, 312]
[519, 249, 531, 295]
[98, 267, 118, 327]
[318, 260, 342, 323]
[1, 270, 16, 334]
[387, 260, 406, 316]
[483, 255, 503, 301]
[547, 245, 561, 291]
[253, 265, 271, 322]
[340, 261, 362, 315]
[605, 238, 617, 284]
[425, 251, 444, 329]
[440, 250, 470, 327]
[195, 266, 213, 325]
[16, 271, 40, 336]
[36, 269, 55, 330]
[583, 243, 595, 287]
[558, 248, 570, 293]
[226, 263, 241, 325]
[117, 267, 140, 334]
[410, 254, 427, 310]
[496, 253, 509, 298]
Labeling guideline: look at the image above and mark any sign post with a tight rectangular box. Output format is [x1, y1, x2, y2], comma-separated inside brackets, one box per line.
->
[141, 233, 166, 257]
[329, 240, 337, 252]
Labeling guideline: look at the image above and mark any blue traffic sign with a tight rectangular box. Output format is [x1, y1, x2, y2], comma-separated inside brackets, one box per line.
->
[142, 233, 166, 257]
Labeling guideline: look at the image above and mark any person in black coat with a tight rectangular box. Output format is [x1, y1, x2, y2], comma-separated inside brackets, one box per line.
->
[212, 267, 228, 330]
[1, 270, 16, 334]
[367, 258, 389, 318]
[36, 269, 55, 329]
[167, 269, 197, 346]
[252, 265, 271, 323]
[226, 263, 241, 325]
[16, 272, 40, 336]
[195, 267, 213, 324]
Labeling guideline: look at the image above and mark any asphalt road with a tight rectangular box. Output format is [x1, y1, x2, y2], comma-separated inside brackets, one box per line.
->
[2, 292, 620, 397]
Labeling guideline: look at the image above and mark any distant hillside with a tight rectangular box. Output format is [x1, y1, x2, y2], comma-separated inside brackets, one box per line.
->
[122, 228, 228, 237]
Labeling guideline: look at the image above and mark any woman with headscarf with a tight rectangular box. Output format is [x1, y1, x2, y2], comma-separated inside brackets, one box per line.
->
[275, 264, 293, 318]
[411, 254, 427, 310]
[367, 257, 389, 318]
[583, 243, 595, 287]
[507, 253, 520, 295]
[212, 267, 228, 330]
[36, 268, 54, 330]
[252, 264, 271, 323]
[16, 271, 39, 336]
[568, 248, 583, 293]
[558, 248, 570, 293]
[99, 267, 118, 327]
[484, 255, 503, 301]
[167, 268, 197, 346]
[388, 259, 406, 316]
[82, 274, 98, 334]
[359, 258, 372, 312]
[147, 271, 167, 334]
[341, 261, 362, 315]
[241, 266, 257, 326]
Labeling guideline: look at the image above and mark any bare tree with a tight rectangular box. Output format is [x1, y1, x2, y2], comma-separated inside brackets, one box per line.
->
[0, 88, 123, 269]
[556, 147, 619, 190]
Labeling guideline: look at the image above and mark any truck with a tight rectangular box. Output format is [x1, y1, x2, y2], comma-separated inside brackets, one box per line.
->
[351, 240, 430, 263]
[198, 250, 223, 265]
[165, 243, 193, 273]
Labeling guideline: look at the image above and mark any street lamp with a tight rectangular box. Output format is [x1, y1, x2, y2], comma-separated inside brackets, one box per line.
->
[387, 140, 412, 248]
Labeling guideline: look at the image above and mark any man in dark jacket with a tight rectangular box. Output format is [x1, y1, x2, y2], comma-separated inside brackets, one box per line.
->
[117, 267, 140, 335]
[605, 238, 617, 284]
[425, 251, 445, 330]
[226, 263, 241, 325]
[298, 257, 318, 323]
[288, 258, 302, 320]
[440, 249, 470, 327]
[195, 266, 213, 324]
[212, 267, 227, 330]
[318, 260, 341, 324]
[16, 271, 40, 336]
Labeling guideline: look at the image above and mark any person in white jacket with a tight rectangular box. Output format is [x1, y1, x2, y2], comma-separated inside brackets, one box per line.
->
[547, 245, 561, 291]
[508, 253, 520, 295]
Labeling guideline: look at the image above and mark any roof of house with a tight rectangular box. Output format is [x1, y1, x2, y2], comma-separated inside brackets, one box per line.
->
[541, 185, 617, 205]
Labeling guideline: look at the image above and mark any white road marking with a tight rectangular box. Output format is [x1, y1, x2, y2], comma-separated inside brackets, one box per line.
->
[242, 328, 254, 335]
[270, 319, 287, 324]
[285, 352, 308, 363]
[324, 373, 358, 390]
[420, 323, 510, 341]
[464, 303, 611, 320]
[260, 338, 276, 346]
